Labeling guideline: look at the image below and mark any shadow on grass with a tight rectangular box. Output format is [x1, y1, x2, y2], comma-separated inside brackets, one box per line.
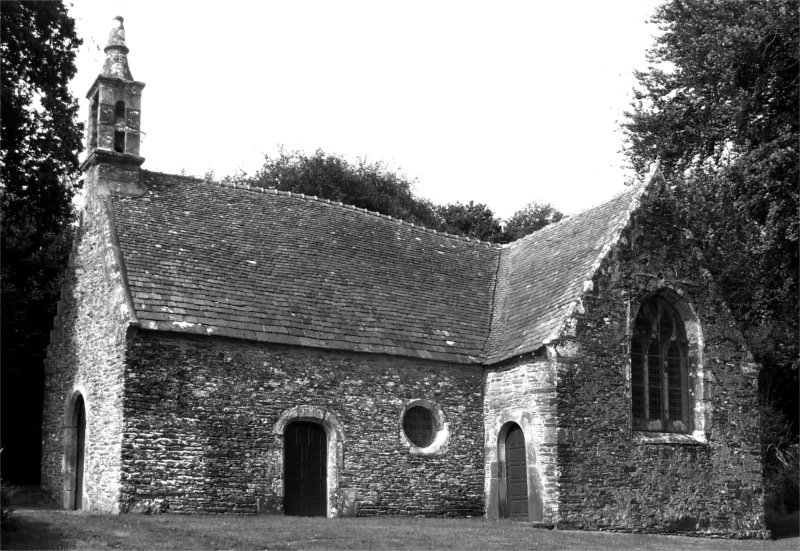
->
[3, 512, 74, 550]
[766, 511, 799, 540]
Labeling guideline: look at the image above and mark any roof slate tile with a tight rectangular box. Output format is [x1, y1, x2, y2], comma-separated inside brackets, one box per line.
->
[111, 171, 648, 365]
[483, 183, 645, 363]
[113, 172, 500, 363]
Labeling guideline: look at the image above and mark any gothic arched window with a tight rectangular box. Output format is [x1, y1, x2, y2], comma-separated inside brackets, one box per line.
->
[631, 295, 689, 433]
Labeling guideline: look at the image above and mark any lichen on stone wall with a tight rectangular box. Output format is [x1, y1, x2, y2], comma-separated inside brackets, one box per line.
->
[551, 182, 768, 538]
[41, 188, 130, 512]
[120, 333, 485, 517]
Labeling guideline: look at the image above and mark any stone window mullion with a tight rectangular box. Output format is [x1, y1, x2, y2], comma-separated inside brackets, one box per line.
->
[631, 293, 694, 435]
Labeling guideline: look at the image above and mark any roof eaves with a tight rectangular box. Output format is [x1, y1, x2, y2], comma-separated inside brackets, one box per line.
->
[138, 318, 482, 364]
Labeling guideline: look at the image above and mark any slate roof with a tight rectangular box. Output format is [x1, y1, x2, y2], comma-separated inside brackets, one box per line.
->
[484, 184, 645, 364]
[112, 172, 500, 364]
[109, 170, 649, 365]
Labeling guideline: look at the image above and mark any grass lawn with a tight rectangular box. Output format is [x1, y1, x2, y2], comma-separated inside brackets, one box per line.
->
[3, 488, 798, 550]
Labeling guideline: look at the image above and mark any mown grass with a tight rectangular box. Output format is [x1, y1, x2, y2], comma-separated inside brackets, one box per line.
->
[3, 508, 798, 551]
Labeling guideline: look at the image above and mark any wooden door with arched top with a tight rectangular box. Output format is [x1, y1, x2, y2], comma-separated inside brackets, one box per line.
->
[73, 395, 86, 510]
[284, 421, 327, 516]
[505, 424, 528, 520]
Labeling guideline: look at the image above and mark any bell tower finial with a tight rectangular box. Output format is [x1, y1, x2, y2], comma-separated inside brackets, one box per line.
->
[101, 16, 133, 80]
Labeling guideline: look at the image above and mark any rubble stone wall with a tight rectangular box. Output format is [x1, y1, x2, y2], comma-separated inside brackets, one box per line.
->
[483, 355, 559, 522]
[554, 185, 767, 537]
[120, 331, 485, 516]
[41, 187, 131, 513]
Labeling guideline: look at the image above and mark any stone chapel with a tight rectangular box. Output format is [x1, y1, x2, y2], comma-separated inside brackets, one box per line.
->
[41, 16, 768, 537]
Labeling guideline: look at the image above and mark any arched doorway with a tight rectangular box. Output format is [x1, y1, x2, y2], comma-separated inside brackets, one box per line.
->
[505, 423, 528, 520]
[284, 421, 327, 516]
[74, 396, 86, 510]
[64, 393, 86, 510]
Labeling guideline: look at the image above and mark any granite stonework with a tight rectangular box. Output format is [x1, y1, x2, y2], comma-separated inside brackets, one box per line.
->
[41, 183, 132, 513]
[41, 15, 768, 538]
[120, 331, 485, 516]
[546, 182, 766, 537]
[483, 354, 558, 522]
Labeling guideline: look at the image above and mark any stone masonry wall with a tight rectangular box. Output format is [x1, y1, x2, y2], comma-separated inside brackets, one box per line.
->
[120, 331, 485, 516]
[553, 184, 767, 537]
[41, 186, 131, 512]
[483, 355, 558, 522]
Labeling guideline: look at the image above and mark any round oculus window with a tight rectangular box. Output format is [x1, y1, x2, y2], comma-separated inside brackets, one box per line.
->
[403, 406, 436, 447]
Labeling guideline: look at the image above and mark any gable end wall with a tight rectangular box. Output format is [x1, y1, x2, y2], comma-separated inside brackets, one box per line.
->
[41, 185, 132, 512]
[553, 186, 767, 537]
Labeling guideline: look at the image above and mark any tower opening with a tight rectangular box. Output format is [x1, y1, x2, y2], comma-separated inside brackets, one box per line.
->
[114, 101, 126, 124]
[114, 131, 125, 153]
[88, 98, 98, 150]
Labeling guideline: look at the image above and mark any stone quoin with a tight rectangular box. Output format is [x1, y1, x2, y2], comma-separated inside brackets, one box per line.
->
[41, 16, 768, 538]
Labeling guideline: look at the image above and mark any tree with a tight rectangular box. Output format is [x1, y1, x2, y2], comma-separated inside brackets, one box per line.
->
[242, 148, 563, 245]
[246, 147, 442, 229]
[503, 201, 565, 241]
[623, 0, 798, 508]
[1, 1, 84, 483]
[436, 201, 506, 243]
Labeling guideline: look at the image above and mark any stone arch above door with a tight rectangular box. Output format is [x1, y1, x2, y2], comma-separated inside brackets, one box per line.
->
[273, 406, 345, 517]
[63, 388, 89, 510]
[485, 410, 546, 522]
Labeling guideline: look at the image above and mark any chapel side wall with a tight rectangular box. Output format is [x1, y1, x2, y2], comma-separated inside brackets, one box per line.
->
[483, 356, 558, 521]
[554, 189, 766, 537]
[120, 331, 485, 516]
[41, 188, 130, 512]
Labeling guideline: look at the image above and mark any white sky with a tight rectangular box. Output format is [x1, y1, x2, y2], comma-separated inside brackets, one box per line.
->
[67, 0, 661, 219]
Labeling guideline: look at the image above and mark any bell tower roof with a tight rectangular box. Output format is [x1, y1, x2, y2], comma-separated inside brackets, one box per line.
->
[101, 16, 134, 80]
[81, 15, 145, 192]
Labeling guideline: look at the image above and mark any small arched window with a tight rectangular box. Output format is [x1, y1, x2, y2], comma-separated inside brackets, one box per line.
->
[631, 295, 689, 433]
[114, 101, 126, 124]
[113, 130, 125, 153]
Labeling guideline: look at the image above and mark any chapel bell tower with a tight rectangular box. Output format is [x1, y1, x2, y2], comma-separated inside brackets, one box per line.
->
[81, 16, 145, 194]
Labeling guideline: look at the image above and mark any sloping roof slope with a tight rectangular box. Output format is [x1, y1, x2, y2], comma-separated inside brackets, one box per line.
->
[112, 172, 501, 363]
[110, 170, 650, 366]
[484, 184, 646, 364]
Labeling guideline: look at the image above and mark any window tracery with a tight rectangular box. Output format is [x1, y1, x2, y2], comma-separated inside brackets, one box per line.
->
[631, 295, 689, 433]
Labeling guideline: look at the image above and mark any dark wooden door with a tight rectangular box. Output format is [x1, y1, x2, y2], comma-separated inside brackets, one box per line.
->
[505, 424, 528, 520]
[284, 422, 326, 516]
[74, 396, 86, 510]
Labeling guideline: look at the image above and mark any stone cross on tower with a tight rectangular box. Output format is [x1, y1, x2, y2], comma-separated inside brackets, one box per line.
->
[82, 16, 146, 195]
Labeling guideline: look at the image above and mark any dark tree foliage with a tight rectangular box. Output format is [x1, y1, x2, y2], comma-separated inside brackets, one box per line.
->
[436, 201, 506, 243]
[246, 147, 442, 229]
[242, 148, 564, 244]
[1, 1, 84, 483]
[503, 201, 565, 242]
[624, 0, 798, 410]
[623, 0, 798, 506]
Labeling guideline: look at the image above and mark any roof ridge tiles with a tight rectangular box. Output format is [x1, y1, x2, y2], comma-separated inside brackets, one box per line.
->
[506, 181, 647, 249]
[157, 171, 503, 249]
